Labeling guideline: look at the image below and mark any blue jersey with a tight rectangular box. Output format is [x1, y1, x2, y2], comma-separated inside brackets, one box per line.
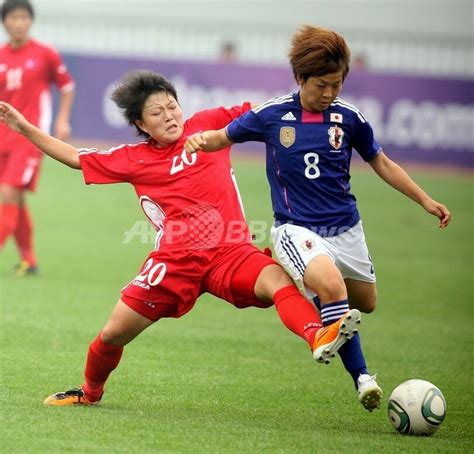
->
[226, 93, 382, 237]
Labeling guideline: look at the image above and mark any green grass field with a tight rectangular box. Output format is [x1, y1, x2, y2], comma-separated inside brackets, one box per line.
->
[1, 155, 473, 453]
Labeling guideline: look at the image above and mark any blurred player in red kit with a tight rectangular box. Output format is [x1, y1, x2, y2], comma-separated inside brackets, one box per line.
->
[0, 0, 75, 275]
[0, 70, 364, 406]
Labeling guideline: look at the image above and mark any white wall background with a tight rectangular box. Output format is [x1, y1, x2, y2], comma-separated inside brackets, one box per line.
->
[2, 0, 473, 77]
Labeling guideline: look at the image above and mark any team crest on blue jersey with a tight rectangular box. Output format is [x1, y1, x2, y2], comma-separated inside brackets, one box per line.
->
[280, 127, 296, 148]
[301, 239, 316, 251]
[328, 125, 344, 150]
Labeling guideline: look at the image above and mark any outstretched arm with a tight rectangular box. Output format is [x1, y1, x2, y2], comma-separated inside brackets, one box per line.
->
[369, 151, 451, 228]
[184, 127, 233, 154]
[0, 101, 81, 169]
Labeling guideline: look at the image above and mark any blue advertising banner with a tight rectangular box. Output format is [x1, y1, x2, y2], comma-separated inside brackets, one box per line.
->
[63, 54, 473, 167]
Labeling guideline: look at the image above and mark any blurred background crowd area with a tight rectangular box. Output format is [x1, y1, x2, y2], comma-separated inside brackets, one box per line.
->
[2, 0, 472, 77]
[2, 0, 472, 167]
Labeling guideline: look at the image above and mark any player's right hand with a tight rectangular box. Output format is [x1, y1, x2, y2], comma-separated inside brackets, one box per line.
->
[0, 101, 29, 134]
[184, 133, 207, 154]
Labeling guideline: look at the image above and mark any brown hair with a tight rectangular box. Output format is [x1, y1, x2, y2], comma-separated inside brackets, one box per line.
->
[288, 25, 351, 83]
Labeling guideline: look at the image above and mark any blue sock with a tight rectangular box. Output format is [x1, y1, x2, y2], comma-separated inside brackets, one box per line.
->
[312, 295, 321, 311]
[338, 334, 369, 388]
[321, 300, 368, 388]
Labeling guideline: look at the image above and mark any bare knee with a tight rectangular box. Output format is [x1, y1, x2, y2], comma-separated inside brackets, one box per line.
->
[304, 255, 347, 303]
[254, 264, 294, 302]
[306, 272, 346, 303]
[100, 318, 148, 346]
[317, 279, 347, 303]
[100, 299, 154, 346]
[100, 326, 128, 346]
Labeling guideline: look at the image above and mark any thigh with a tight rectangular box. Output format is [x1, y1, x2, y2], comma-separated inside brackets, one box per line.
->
[328, 221, 376, 283]
[271, 223, 334, 299]
[121, 248, 208, 321]
[304, 253, 346, 302]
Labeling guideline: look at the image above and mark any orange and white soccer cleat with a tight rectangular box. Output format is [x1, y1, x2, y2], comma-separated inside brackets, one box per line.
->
[312, 309, 361, 364]
[43, 388, 100, 406]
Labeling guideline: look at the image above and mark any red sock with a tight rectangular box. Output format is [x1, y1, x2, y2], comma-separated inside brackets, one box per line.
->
[0, 204, 20, 248]
[14, 206, 37, 266]
[82, 333, 124, 402]
[273, 285, 322, 347]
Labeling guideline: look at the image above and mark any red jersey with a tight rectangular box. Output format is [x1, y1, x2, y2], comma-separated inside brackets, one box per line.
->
[0, 39, 75, 155]
[78, 104, 252, 251]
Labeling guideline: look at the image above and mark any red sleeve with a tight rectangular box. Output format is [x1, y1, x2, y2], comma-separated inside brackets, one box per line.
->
[78, 145, 131, 185]
[192, 102, 252, 130]
[46, 45, 75, 93]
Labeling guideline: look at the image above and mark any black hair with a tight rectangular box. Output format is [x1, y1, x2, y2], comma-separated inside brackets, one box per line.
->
[111, 70, 179, 138]
[1, 0, 34, 21]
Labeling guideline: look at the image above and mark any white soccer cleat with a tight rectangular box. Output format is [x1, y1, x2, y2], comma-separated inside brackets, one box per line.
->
[357, 374, 383, 412]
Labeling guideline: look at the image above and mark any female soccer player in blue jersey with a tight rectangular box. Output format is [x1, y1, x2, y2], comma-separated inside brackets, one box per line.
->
[185, 25, 451, 411]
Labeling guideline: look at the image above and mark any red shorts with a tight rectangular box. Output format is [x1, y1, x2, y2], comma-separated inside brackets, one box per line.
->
[0, 150, 42, 192]
[121, 243, 277, 321]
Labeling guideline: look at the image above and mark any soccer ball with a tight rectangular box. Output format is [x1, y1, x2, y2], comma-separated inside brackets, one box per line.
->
[387, 379, 446, 435]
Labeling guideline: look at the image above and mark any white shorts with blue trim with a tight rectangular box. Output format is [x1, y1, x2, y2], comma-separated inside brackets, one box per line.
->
[270, 220, 376, 299]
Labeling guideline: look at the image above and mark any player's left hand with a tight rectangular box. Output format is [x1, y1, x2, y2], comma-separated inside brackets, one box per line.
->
[54, 119, 72, 141]
[422, 199, 452, 229]
[184, 133, 206, 154]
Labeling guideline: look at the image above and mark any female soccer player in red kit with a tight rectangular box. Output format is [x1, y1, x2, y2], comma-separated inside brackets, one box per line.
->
[0, 70, 363, 407]
[0, 0, 75, 275]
